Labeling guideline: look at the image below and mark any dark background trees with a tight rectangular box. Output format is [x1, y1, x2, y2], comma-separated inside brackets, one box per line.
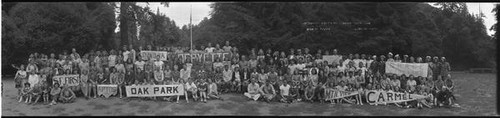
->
[2, 2, 496, 75]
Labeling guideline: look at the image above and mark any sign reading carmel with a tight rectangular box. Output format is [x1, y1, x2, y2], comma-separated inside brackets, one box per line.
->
[52, 75, 80, 86]
[365, 90, 429, 105]
[385, 62, 429, 77]
[125, 85, 185, 97]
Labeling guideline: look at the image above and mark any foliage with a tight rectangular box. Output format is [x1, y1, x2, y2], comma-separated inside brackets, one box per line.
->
[182, 2, 495, 70]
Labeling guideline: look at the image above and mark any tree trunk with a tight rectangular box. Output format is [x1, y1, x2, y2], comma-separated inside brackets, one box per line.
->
[120, 2, 129, 48]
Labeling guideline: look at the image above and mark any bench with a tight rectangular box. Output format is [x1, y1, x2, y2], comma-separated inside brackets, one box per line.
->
[469, 68, 496, 73]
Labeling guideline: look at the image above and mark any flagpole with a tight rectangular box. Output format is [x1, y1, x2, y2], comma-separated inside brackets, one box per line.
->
[190, 4, 193, 51]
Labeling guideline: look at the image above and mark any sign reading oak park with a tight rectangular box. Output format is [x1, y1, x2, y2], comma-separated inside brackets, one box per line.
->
[365, 90, 429, 105]
[125, 85, 185, 97]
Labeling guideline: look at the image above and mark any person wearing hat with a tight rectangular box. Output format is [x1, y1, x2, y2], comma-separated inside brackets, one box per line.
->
[386, 52, 394, 62]
[244, 79, 261, 101]
[440, 57, 451, 79]
[416, 57, 423, 63]
[394, 54, 401, 62]
[402, 55, 408, 63]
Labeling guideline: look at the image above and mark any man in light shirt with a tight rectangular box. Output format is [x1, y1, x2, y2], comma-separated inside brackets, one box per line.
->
[223, 41, 232, 52]
[244, 80, 261, 101]
[222, 65, 233, 93]
[123, 45, 130, 62]
[205, 43, 215, 53]
[279, 81, 292, 103]
[154, 56, 164, 71]
[134, 57, 146, 71]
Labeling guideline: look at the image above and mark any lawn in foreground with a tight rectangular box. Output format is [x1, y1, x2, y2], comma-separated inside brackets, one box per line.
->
[1, 72, 497, 116]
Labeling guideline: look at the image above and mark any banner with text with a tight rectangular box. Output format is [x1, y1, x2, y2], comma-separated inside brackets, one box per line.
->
[140, 51, 231, 62]
[365, 90, 430, 105]
[325, 89, 359, 100]
[125, 85, 185, 97]
[141, 51, 169, 61]
[385, 62, 429, 77]
[52, 75, 80, 86]
[322, 55, 342, 65]
[97, 85, 118, 98]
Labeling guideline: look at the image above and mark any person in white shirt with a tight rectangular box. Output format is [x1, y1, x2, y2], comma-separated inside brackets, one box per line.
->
[223, 41, 232, 52]
[186, 79, 199, 101]
[154, 56, 164, 71]
[180, 65, 190, 82]
[134, 57, 146, 71]
[122, 46, 130, 62]
[353, 54, 362, 69]
[222, 65, 233, 93]
[108, 50, 117, 68]
[280, 81, 292, 103]
[244, 80, 261, 101]
[205, 43, 215, 53]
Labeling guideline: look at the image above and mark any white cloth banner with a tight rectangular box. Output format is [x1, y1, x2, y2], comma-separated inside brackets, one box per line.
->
[322, 55, 342, 65]
[325, 89, 359, 100]
[125, 85, 185, 97]
[141, 51, 169, 61]
[385, 62, 429, 77]
[365, 90, 429, 105]
[52, 75, 80, 86]
[97, 84, 118, 98]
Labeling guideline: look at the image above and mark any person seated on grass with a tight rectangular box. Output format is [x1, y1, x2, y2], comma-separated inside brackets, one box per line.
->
[354, 84, 364, 105]
[59, 84, 76, 103]
[443, 76, 458, 107]
[336, 81, 353, 104]
[49, 82, 62, 105]
[259, 80, 276, 103]
[303, 81, 315, 103]
[207, 79, 224, 101]
[41, 82, 50, 104]
[186, 79, 199, 102]
[19, 83, 32, 104]
[29, 83, 43, 105]
[279, 81, 293, 103]
[198, 79, 208, 103]
[416, 86, 433, 109]
[244, 79, 261, 101]
[315, 81, 326, 103]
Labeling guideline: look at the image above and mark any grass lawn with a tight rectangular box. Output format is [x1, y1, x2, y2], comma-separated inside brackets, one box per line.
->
[1, 72, 497, 116]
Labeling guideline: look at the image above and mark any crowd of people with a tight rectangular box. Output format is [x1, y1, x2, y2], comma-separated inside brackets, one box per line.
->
[12, 41, 457, 109]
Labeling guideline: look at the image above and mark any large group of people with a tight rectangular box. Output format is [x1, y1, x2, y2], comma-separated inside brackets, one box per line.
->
[12, 41, 457, 109]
